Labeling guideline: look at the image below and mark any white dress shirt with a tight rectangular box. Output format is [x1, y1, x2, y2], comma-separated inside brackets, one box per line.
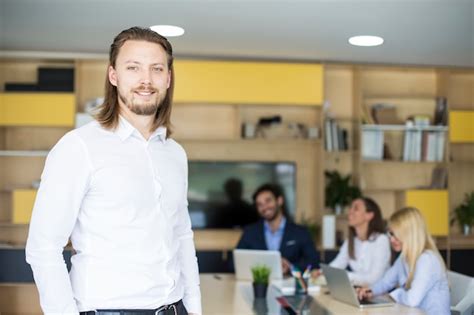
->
[371, 250, 450, 315]
[329, 233, 391, 286]
[25, 117, 201, 314]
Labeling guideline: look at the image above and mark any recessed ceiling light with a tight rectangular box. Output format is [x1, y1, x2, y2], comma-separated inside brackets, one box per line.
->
[348, 35, 384, 47]
[150, 25, 185, 37]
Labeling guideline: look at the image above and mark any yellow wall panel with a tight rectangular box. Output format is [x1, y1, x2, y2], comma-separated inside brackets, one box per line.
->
[0, 93, 75, 127]
[12, 189, 37, 224]
[405, 190, 448, 236]
[450, 111, 474, 143]
[174, 60, 323, 105]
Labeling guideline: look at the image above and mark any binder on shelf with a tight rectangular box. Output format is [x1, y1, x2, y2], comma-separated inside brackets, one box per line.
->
[331, 119, 339, 151]
[435, 132, 445, 162]
[362, 128, 384, 160]
[325, 120, 333, 151]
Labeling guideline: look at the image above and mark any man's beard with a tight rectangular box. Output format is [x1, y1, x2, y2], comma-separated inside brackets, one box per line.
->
[266, 207, 282, 222]
[118, 87, 166, 116]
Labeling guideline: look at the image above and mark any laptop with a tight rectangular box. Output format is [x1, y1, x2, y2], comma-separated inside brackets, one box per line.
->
[233, 249, 283, 281]
[320, 264, 394, 308]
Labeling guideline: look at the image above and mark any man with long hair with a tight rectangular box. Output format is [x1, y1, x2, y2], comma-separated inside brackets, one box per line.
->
[26, 27, 200, 315]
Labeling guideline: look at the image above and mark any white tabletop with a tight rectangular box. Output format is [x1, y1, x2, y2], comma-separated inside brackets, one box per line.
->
[200, 274, 425, 315]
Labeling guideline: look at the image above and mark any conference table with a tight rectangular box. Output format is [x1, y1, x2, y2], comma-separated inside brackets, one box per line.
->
[200, 274, 425, 315]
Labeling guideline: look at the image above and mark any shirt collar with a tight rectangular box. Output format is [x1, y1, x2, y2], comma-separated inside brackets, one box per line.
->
[264, 217, 287, 234]
[115, 115, 167, 143]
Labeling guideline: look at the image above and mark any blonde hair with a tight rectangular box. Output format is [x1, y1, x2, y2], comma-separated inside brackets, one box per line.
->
[389, 207, 445, 289]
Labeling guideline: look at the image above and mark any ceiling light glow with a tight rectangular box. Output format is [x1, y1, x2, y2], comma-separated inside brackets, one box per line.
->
[150, 25, 185, 37]
[348, 35, 384, 47]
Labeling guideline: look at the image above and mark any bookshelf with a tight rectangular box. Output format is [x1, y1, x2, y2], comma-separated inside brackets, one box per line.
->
[323, 64, 358, 179]
[354, 66, 452, 241]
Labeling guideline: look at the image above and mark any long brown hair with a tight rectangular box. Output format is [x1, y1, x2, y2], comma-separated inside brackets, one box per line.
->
[95, 26, 175, 137]
[348, 197, 385, 259]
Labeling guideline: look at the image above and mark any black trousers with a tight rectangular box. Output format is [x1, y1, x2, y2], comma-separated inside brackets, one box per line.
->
[79, 299, 188, 315]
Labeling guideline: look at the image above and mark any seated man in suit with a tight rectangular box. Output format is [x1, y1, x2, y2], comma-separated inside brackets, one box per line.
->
[236, 183, 319, 275]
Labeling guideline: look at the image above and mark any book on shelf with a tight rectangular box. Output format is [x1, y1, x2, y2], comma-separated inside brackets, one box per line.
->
[404, 129, 445, 162]
[324, 119, 349, 152]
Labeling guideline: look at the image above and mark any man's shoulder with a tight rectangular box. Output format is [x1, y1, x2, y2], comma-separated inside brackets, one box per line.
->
[242, 221, 263, 234]
[165, 138, 186, 154]
[72, 120, 105, 139]
[286, 220, 311, 237]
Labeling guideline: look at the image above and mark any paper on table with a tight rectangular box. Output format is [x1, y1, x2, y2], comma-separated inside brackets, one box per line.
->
[271, 278, 321, 296]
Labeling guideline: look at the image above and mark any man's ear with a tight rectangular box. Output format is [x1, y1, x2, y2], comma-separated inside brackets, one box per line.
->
[167, 70, 171, 89]
[108, 65, 118, 87]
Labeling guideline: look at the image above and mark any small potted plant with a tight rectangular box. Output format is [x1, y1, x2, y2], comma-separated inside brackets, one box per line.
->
[451, 192, 474, 235]
[325, 170, 362, 215]
[251, 264, 271, 298]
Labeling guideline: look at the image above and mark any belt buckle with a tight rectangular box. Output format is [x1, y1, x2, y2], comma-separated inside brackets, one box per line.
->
[155, 304, 177, 315]
[155, 304, 178, 315]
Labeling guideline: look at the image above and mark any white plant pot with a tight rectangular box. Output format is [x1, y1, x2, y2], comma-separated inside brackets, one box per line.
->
[463, 224, 472, 236]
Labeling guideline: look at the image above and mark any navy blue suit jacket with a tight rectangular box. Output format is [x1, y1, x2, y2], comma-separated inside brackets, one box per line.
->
[236, 219, 319, 272]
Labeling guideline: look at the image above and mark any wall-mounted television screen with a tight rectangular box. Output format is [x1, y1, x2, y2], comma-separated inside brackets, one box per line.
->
[188, 161, 296, 229]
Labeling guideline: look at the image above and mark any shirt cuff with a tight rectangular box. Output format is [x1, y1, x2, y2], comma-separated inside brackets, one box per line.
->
[183, 296, 202, 315]
[389, 288, 403, 302]
[370, 283, 384, 296]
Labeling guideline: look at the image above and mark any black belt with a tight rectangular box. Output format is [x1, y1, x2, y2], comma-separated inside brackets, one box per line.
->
[80, 299, 182, 315]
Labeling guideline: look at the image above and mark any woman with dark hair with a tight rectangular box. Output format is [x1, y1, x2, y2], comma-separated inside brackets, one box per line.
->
[329, 197, 391, 286]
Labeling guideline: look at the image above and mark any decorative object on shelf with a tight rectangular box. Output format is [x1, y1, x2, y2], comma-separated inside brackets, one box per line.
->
[451, 192, 474, 235]
[251, 264, 271, 298]
[433, 97, 448, 126]
[307, 126, 319, 139]
[242, 122, 256, 138]
[254, 115, 307, 139]
[370, 103, 402, 125]
[325, 171, 361, 215]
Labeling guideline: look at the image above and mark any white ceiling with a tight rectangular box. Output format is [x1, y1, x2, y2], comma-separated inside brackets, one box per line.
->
[1, 0, 473, 67]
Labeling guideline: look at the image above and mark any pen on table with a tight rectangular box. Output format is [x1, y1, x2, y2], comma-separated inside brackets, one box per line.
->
[303, 264, 311, 278]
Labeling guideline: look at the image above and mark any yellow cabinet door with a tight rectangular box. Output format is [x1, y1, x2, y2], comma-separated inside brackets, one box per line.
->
[12, 189, 37, 224]
[405, 190, 448, 236]
[174, 60, 323, 105]
[0, 93, 75, 127]
[450, 111, 474, 143]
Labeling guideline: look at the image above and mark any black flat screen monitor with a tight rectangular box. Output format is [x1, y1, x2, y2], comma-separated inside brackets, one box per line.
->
[188, 161, 296, 229]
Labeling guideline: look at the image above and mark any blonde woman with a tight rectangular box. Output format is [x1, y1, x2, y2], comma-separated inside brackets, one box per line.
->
[357, 207, 450, 314]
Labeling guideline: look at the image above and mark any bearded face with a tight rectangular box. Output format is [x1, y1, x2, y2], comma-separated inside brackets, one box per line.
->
[109, 40, 171, 117]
